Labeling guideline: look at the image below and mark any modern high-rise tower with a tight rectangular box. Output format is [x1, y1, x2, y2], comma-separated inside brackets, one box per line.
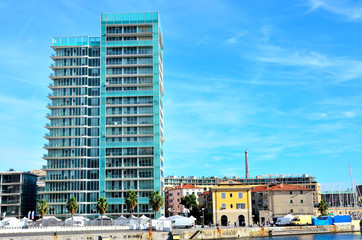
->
[42, 12, 164, 218]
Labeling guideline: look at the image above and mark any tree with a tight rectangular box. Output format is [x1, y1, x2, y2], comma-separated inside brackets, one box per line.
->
[149, 191, 164, 219]
[189, 204, 213, 225]
[96, 197, 109, 226]
[359, 198, 362, 207]
[66, 196, 79, 226]
[318, 200, 329, 216]
[180, 194, 197, 216]
[125, 190, 138, 217]
[37, 199, 48, 226]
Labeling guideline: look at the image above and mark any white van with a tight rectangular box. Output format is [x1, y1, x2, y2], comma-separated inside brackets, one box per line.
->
[172, 218, 193, 228]
[275, 217, 292, 226]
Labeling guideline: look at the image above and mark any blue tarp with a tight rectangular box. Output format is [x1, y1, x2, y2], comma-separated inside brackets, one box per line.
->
[312, 216, 333, 225]
[334, 215, 351, 223]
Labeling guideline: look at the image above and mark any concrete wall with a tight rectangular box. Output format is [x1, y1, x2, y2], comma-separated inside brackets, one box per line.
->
[0, 222, 360, 240]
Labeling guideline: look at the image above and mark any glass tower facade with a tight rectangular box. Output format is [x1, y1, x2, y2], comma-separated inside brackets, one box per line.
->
[43, 12, 164, 218]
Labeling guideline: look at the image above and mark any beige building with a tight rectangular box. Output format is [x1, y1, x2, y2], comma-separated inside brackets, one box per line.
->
[252, 184, 314, 224]
[211, 180, 252, 227]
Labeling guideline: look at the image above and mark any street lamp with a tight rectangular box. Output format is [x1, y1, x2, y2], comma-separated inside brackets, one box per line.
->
[201, 208, 205, 227]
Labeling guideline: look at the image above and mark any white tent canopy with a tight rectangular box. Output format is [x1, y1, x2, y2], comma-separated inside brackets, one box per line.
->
[167, 215, 187, 221]
[36, 216, 61, 222]
[65, 216, 89, 221]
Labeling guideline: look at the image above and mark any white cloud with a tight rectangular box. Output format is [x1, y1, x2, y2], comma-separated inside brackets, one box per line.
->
[254, 44, 362, 83]
[343, 111, 357, 118]
[225, 31, 248, 44]
[307, 0, 362, 21]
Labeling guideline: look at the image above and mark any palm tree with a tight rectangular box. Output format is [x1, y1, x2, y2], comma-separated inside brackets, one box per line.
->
[96, 197, 109, 226]
[66, 196, 79, 226]
[318, 200, 329, 216]
[125, 190, 138, 217]
[149, 191, 164, 219]
[37, 199, 48, 226]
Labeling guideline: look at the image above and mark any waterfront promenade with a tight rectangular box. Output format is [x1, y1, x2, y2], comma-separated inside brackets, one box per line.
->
[0, 222, 360, 240]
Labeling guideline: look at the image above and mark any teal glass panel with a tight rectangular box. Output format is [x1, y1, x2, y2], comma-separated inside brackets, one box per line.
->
[130, 13, 137, 23]
[145, 12, 153, 23]
[69, 37, 75, 45]
[122, 13, 129, 23]
[114, 13, 121, 24]
[137, 12, 145, 23]
[108, 13, 115, 24]
[101, 13, 107, 22]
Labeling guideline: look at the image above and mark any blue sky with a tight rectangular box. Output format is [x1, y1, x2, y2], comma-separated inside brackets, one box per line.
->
[0, 0, 361, 190]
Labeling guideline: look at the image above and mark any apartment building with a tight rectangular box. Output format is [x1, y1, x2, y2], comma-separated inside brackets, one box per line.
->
[165, 184, 204, 216]
[42, 12, 164, 218]
[0, 170, 37, 218]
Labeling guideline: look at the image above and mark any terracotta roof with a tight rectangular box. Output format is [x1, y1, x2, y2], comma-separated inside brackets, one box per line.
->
[169, 184, 203, 190]
[251, 184, 312, 192]
[199, 191, 210, 195]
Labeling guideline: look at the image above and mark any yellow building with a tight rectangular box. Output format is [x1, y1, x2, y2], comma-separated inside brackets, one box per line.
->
[211, 180, 252, 227]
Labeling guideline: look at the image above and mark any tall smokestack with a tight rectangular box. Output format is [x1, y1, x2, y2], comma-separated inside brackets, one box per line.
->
[245, 150, 249, 179]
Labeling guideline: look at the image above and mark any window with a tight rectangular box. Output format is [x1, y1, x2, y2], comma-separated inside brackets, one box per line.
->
[301, 200, 304, 203]
[300, 191, 303, 194]
[230, 204, 233, 209]
[236, 203, 245, 209]
[177, 192, 179, 196]
[221, 192, 226, 199]
[230, 193, 233, 198]
[186, 192, 189, 195]
[290, 200, 293, 203]
[238, 192, 243, 199]
[290, 191, 292, 195]
[221, 203, 226, 209]
[290, 209, 293, 213]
